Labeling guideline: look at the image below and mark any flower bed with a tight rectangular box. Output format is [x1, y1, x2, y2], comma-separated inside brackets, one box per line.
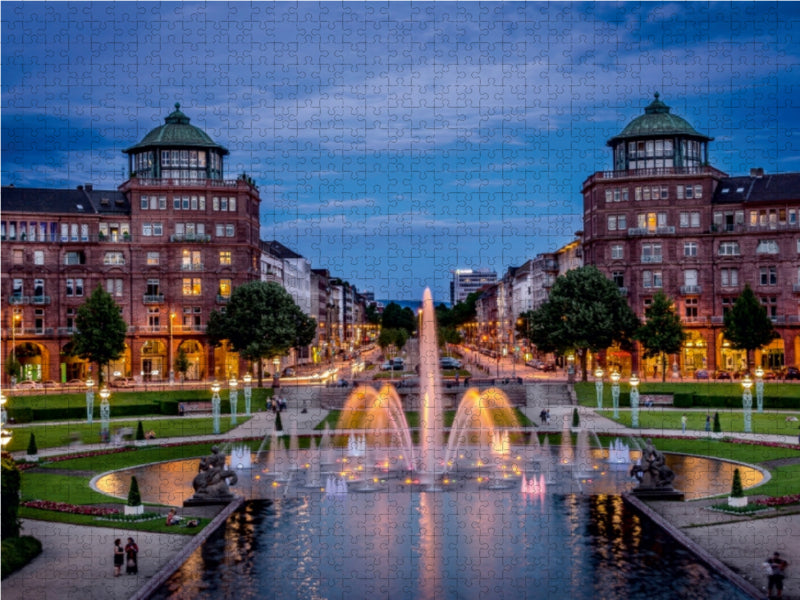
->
[22, 500, 121, 516]
[754, 494, 800, 507]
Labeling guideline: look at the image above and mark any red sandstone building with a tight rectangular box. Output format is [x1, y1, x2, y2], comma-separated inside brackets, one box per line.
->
[582, 94, 800, 377]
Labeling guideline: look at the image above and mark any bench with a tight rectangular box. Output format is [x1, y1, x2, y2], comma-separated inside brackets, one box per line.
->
[640, 394, 673, 407]
[179, 402, 213, 415]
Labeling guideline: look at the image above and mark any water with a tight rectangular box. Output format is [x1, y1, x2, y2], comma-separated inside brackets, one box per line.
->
[151, 491, 751, 600]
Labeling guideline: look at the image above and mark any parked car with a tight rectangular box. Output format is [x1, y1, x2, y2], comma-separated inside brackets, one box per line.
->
[381, 358, 405, 371]
[15, 379, 38, 389]
[439, 357, 462, 370]
[714, 370, 732, 380]
[282, 367, 296, 377]
[111, 377, 135, 388]
[63, 378, 86, 388]
[540, 363, 557, 372]
[693, 369, 710, 380]
[783, 366, 800, 381]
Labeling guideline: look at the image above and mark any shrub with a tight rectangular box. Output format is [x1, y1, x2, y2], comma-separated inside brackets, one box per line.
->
[135, 421, 145, 441]
[1, 536, 42, 579]
[26, 433, 37, 456]
[159, 400, 179, 415]
[571, 408, 580, 428]
[6, 407, 33, 424]
[731, 468, 743, 498]
[713, 412, 722, 433]
[672, 393, 694, 408]
[127, 476, 142, 507]
[1, 456, 20, 539]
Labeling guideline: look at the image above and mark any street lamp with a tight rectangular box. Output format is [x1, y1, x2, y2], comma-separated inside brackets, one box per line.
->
[85, 378, 95, 424]
[610, 371, 621, 419]
[168, 311, 176, 384]
[629, 374, 640, 428]
[229, 378, 239, 426]
[594, 367, 604, 409]
[754, 366, 764, 413]
[211, 382, 221, 435]
[243, 373, 253, 416]
[567, 353, 575, 384]
[741, 374, 753, 433]
[0, 394, 11, 449]
[273, 357, 281, 389]
[99, 387, 111, 442]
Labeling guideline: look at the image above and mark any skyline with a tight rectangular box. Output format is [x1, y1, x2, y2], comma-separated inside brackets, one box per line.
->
[3, 2, 800, 302]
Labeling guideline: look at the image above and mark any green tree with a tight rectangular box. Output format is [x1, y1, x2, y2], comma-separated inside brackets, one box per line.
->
[207, 282, 317, 386]
[722, 284, 777, 371]
[71, 285, 127, 385]
[526, 266, 640, 381]
[381, 303, 417, 335]
[1, 456, 20, 539]
[365, 303, 381, 325]
[731, 468, 743, 498]
[378, 328, 409, 357]
[3, 353, 21, 382]
[135, 421, 145, 441]
[26, 433, 37, 456]
[636, 292, 686, 382]
[127, 476, 142, 507]
[174, 346, 190, 382]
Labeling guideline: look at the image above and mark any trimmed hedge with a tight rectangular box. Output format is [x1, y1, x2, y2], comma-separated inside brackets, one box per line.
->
[1, 536, 42, 579]
[1, 456, 20, 539]
[673, 395, 799, 409]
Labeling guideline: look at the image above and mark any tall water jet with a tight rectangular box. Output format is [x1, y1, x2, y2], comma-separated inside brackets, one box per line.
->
[418, 288, 444, 486]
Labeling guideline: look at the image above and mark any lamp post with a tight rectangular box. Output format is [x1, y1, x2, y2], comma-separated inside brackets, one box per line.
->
[85, 378, 95, 424]
[168, 311, 175, 384]
[594, 367, 604, 409]
[229, 378, 239, 425]
[629, 374, 640, 428]
[99, 386, 110, 442]
[0, 394, 11, 450]
[243, 373, 252, 416]
[754, 366, 764, 413]
[567, 353, 575, 384]
[741, 374, 753, 433]
[273, 357, 281, 389]
[211, 382, 221, 435]
[610, 371, 621, 419]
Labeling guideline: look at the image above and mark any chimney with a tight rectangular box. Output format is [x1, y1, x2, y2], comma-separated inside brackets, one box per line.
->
[750, 168, 764, 178]
[77, 185, 83, 190]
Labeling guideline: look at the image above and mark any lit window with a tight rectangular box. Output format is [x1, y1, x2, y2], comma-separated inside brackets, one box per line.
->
[182, 278, 202, 296]
[147, 252, 160, 265]
[220, 251, 232, 265]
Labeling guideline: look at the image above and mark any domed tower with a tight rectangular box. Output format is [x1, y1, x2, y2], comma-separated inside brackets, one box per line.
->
[607, 93, 713, 172]
[124, 103, 229, 181]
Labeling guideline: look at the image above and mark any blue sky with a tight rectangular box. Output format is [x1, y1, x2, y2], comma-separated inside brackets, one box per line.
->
[3, 2, 800, 302]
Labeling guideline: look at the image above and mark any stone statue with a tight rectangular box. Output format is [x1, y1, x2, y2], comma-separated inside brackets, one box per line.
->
[184, 445, 239, 505]
[630, 439, 676, 489]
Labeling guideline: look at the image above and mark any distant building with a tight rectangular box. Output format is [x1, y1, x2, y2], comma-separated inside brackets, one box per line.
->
[450, 268, 497, 305]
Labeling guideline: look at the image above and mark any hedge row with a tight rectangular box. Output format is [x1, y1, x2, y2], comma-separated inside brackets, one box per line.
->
[1, 536, 42, 579]
[672, 394, 800, 409]
[6, 399, 220, 423]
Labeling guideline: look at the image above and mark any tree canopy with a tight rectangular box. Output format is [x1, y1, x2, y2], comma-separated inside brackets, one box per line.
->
[635, 292, 685, 382]
[206, 281, 317, 385]
[381, 302, 417, 335]
[722, 284, 777, 370]
[71, 285, 127, 384]
[524, 266, 640, 380]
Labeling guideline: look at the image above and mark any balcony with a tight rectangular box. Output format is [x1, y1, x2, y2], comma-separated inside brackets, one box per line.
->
[132, 177, 246, 189]
[57, 327, 76, 335]
[711, 316, 724, 324]
[640, 255, 663, 264]
[617, 287, 628, 295]
[143, 294, 165, 304]
[31, 295, 51, 305]
[628, 226, 675, 236]
[679, 285, 701, 295]
[180, 263, 205, 271]
[9, 295, 28, 305]
[170, 233, 211, 243]
[583, 165, 728, 187]
[216, 294, 230, 304]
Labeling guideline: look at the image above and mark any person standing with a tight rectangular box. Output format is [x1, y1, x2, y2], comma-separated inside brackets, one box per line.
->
[704, 415, 711, 433]
[681, 413, 688, 433]
[125, 537, 139, 575]
[113, 538, 124, 577]
[766, 551, 788, 599]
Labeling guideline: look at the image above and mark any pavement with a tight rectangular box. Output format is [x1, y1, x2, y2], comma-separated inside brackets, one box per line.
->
[3, 386, 800, 600]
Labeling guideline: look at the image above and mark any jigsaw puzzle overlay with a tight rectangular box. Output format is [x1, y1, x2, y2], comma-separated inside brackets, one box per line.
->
[2, 2, 800, 600]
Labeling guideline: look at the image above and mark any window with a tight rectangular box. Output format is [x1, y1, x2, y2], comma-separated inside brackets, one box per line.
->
[641, 243, 662, 263]
[760, 266, 777, 286]
[106, 279, 123, 297]
[103, 252, 125, 265]
[66, 279, 74, 296]
[12, 279, 23, 297]
[225, 224, 234, 237]
[219, 279, 232, 298]
[642, 270, 662, 289]
[64, 251, 84, 265]
[33, 279, 44, 298]
[182, 250, 202, 270]
[761, 296, 778, 318]
[33, 250, 44, 265]
[721, 297, 735, 315]
[146, 252, 160, 266]
[183, 306, 202, 329]
[679, 212, 700, 228]
[66, 307, 76, 332]
[756, 240, 779, 254]
[720, 268, 739, 287]
[80, 224, 89, 242]
[684, 269, 698, 287]
[685, 298, 698, 318]
[718, 241, 740, 256]
[182, 278, 202, 296]
[34, 308, 44, 334]
[148, 307, 160, 330]
[610, 245, 623, 260]
[219, 251, 232, 265]
[683, 242, 698, 257]
[12, 249, 23, 265]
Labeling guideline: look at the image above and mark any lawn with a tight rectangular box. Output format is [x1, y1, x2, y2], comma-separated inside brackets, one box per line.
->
[6, 416, 250, 452]
[597, 409, 800, 437]
[575, 381, 800, 406]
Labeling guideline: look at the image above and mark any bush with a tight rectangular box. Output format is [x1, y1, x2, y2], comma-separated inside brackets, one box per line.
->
[1, 456, 20, 539]
[26, 433, 37, 456]
[135, 421, 145, 441]
[159, 400, 179, 415]
[6, 407, 33, 424]
[713, 412, 722, 433]
[127, 476, 142, 507]
[672, 393, 694, 408]
[731, 468, 743, 498]
[571, 408, 580, 428]
[1, 536, 42, 579]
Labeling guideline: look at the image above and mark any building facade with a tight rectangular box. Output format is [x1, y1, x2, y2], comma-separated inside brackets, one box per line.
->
[450, 268, 497, 306]
[582, 94, 800, 375]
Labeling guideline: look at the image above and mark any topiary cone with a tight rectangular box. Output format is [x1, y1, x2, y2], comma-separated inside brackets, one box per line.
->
[731, 468, 744, 498]
[26, 433, 38, 456]
[127, 475, 142, 506]
[135, 421, 145, 441]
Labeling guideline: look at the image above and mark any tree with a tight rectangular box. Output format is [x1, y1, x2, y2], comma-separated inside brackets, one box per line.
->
[636, 292, 686, 382]
[206, 282, 317, 386]
[730, 468, 743, 498]
[26, 433, 37, 457]
[174, 347, 190, 382]
[71, 285, 127, 385]
[722, 284, 777, 371]
[381, 303, 416, 336]
[525, 266, 640, 381]
[378, 328, 408, 357]
[1, 456, 21, 539]
[127, 476, 142, 507]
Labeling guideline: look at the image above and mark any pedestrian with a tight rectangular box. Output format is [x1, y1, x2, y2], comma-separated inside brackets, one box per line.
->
[546, 409, 551, 425]
[540, 409, 547, 425]
[681, 413, 688, 433]
[125, 537, 139, 575]
[765, 551, 788, 599]
[704, 414, 711, 433]
[113, 538, 124, 577]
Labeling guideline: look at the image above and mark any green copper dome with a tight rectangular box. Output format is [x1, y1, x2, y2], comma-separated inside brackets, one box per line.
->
[608, 93, 712, 145]
[124, 104, 229, 155]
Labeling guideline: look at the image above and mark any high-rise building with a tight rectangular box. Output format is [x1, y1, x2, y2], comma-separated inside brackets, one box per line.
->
[450, 268, 497, 306]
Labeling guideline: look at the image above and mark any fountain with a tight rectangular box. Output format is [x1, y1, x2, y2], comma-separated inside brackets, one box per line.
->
[608, 438, 632, 470]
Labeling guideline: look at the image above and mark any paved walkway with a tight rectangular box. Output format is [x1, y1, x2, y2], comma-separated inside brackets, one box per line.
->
[4, 390, 800, 600]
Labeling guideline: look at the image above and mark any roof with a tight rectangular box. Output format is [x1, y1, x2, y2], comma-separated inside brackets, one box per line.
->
[608, 93, 712, 146]
[262, 240, 304, 259]
[1, 186, 130, 215]
[124, 104, 229, 155]
[713, 172, 800, 205]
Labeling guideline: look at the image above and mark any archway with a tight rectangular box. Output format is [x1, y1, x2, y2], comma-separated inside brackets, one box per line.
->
[60, 341, 87, 382]
[758, 336, 785, 374]
[213, 342, 239, 381]
[718, 333, 746, 376]
[141, 340, 166, 381]
[176, 340, 205, 381]
[9, 342, 47, 382]
[108, 344, 132, 379]
[682, 331, 707, 376]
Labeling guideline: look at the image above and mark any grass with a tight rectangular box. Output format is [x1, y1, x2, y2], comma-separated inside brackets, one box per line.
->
[21, 472, 125, 505]
[6, 416, 250, 452]
[16, 507, 210, 534]
[575, 381, 800, 406]
[597, 409, 800, 436]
